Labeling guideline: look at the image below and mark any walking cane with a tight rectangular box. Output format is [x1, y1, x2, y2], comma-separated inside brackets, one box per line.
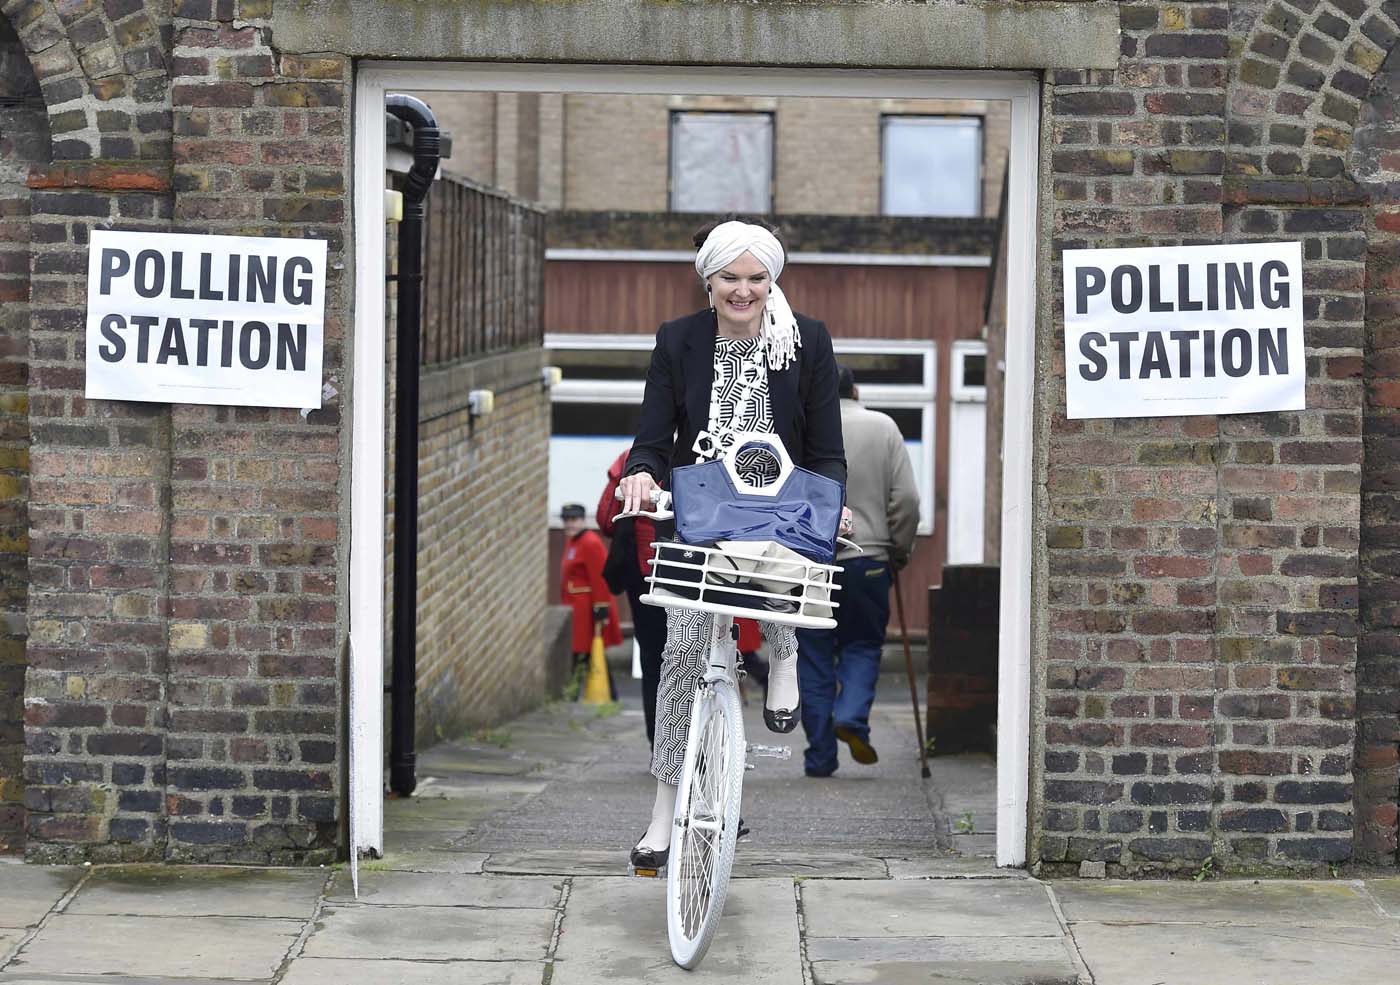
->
[893, 569, 931, 779]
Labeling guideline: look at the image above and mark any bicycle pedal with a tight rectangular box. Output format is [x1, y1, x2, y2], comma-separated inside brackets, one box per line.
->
[630, 862, 665, 878]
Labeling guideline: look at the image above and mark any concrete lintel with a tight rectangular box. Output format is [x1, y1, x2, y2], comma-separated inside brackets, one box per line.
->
[277, 0, 1120, 71]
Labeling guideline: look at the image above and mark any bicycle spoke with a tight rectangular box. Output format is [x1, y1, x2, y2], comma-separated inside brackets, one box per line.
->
[669, 676, 741, 966]
[681, 703, 727, 937]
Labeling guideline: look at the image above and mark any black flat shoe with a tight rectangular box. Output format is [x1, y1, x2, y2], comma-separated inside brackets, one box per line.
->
[630, 843, 669, 870]
[737, 816, 750, 840]
[764, 703, 800, 734]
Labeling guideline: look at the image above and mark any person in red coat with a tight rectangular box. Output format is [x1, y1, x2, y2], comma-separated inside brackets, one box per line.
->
[598, 450, 667, 741]
[560, 503, 621, 694]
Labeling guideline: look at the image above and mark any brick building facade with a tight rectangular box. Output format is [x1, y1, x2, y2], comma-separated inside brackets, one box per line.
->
[418, 90, 1012, 220]
[0, 0, 1397, 874]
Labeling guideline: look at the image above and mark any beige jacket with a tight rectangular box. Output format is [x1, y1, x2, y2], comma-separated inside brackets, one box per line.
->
[837, 398, 920, 565]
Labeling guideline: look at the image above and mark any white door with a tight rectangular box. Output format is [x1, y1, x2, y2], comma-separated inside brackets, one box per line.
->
[947, 341, 987, 565]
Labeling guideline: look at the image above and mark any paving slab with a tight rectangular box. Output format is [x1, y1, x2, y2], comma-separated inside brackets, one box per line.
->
[481, 849, 890, 879]
[0, 928, 23, 958]
[732, 852, 887, 879]
[0, 975, 266, 984]
[281, 957, 544, 985]
[943, 833, 996, 856]
[813, 957, 1075, 985]
[1055, 879, 1387, 929]
[67, 866, 325, 918]
[801, 879, 1061, 939]
[0, 976, 267, 984]
[883, 857, 1027, 880]
[1072, 922, 1400, 985]
[376, 850, 488, 874]
[326, 870, 561, 908]
[301, 904, 555, 962]
[386, 783, 548, 829]
[14, 914, 302, 979]
[0, 867, 83, 928]
[416, 745, 546, 776]
[1367, 878, 1400, 918]
[381, 829, 470, 853]
[551, 877, 801, 984]
[483, 850, 628, 876]
[808, 935, 1076, 963]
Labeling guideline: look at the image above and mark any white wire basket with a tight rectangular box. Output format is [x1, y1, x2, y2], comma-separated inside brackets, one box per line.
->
[640, 540, 842, 630]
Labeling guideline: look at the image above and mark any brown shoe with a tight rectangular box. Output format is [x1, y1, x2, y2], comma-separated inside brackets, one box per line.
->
[835, 725, 878, 765]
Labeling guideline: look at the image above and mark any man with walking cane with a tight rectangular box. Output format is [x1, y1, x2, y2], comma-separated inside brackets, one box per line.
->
[796, 366, 919, 777]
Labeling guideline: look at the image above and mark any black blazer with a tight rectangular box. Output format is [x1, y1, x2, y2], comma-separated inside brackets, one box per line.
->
[625, 309, 847, 489]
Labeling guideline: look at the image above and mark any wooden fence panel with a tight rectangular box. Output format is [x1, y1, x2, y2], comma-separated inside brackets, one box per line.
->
[413, 173, 546, 365]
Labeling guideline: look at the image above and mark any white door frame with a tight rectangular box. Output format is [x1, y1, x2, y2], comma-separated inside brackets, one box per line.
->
[350, 62, 1041, 866]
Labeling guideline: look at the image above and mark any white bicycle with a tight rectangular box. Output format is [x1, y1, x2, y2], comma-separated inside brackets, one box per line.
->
[618, 438, 850, 968]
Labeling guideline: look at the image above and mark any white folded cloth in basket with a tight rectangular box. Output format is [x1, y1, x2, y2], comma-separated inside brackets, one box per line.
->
[709, 539, 834, 618]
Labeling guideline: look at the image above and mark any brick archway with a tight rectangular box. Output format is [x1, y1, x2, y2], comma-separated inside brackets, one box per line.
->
[1354, 41, 1400, 865]
[3, 0, 175, 861]
[0, 0, 171, 161]
[0, 9, 49, 854]
[1232, 0, 1399, 183]
[1230, 0, 1400, 869]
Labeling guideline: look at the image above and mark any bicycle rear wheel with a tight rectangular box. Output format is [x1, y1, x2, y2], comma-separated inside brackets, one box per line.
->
[666, 677, 745, 968]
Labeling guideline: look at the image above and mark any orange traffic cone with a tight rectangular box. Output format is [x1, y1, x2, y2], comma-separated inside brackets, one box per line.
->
[582, 616, 611, 705]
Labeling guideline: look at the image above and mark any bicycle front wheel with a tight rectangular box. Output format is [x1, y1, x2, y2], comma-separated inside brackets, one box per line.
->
[666, 678, 745, 969]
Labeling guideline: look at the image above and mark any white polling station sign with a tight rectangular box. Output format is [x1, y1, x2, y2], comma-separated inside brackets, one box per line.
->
[85, 230, 327, 409]
[1062, 241, 1305, 420]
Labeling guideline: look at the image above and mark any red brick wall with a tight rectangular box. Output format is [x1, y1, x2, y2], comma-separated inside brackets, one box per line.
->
[1039, 0, 1397, 874]
[8, 0, 348, 864]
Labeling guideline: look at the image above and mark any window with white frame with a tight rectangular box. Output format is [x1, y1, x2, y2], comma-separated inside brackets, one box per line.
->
[544, 334, 936, 535]
[670, 112, 774, 214]
[881, 116, 982, 218]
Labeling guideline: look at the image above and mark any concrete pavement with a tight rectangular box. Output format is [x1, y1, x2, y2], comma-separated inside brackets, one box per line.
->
[2, 677, 1398, 984]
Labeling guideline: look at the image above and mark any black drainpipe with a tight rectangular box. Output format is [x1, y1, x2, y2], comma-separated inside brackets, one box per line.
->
[386, 94, 441, 798]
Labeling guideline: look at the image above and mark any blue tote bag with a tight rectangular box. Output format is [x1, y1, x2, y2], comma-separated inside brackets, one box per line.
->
[668, 443, 845, 564]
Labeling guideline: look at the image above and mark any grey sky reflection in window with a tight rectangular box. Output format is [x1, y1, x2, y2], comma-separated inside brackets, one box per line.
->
[882, 116, 982, 218]
[670, 112, 773, 213]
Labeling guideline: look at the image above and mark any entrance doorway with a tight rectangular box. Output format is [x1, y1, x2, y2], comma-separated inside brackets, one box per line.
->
[350, 63, 1040, 868]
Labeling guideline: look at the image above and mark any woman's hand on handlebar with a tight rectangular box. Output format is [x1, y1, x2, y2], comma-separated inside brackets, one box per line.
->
[839, 506, 853, 538]
[618, 471, 660, 516]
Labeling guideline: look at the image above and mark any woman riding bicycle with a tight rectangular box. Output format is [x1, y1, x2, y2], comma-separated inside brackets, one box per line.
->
[616, 217, 848, 871]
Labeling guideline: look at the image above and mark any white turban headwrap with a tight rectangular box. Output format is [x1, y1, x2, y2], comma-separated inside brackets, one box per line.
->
[695, 220, 801, 371]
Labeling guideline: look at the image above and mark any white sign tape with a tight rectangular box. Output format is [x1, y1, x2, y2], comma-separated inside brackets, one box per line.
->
[1062, 241, 1305, 420]
[85, 229, 327, 409]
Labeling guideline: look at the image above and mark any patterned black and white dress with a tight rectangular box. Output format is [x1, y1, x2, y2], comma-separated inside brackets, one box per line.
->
[651, 335, 799, 784]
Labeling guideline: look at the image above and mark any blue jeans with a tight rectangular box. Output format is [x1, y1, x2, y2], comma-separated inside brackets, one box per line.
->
[796, 556, 892, 775]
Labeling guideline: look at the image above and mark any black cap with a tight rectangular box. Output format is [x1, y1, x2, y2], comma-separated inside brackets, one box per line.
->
[837, 364, 856, 399]
[560, 503, 586, 520]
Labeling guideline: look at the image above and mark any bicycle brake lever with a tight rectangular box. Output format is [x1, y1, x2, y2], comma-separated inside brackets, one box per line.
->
[836, 537, 863, 553]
